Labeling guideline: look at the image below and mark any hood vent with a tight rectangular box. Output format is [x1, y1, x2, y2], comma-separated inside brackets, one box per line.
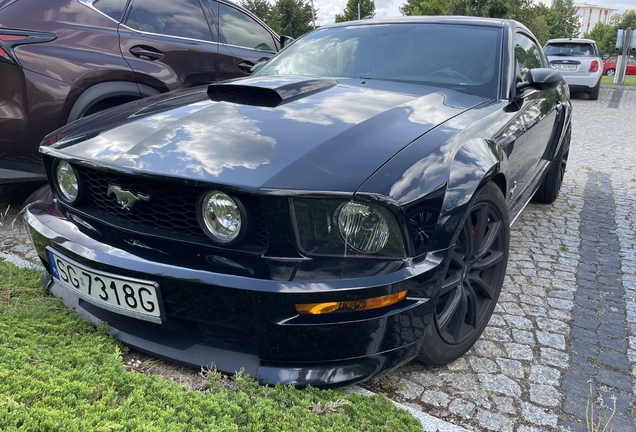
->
[207, 77, 337, 108]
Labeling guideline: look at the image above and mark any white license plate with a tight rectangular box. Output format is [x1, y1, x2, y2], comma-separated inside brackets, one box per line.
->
[554, 64, 577, 71]
[46, 248, 162, 323]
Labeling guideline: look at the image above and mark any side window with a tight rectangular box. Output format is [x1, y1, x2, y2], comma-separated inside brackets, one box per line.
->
[92, 0, 128, 21]
[514, 33, 543, 80]
[215, 2, 276, 53]
[124, 0, 213, 41]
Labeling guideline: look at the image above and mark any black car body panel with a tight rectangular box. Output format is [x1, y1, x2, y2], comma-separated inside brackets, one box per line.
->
[25, 16, 572, 386]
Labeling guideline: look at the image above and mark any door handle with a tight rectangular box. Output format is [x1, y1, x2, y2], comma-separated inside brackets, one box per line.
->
[129, 46, 164, 61]
[237, 60, 255, 73]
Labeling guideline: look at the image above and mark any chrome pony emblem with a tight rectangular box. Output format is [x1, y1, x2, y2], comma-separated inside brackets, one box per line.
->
[107, 185, 150, 211]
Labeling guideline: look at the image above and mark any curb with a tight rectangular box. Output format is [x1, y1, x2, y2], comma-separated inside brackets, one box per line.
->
[344, 385, 469, 432]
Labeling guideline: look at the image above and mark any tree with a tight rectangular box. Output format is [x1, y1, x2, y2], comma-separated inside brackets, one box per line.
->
[270, 0, 317, 38]
[399, 0, 450, 16]
[239, 0, 273, 23]
[335, 0, 375, 22]
[547, 0, 579, 39]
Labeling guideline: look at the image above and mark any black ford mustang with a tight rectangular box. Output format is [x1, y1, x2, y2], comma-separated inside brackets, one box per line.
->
[25, 16, 572, 387]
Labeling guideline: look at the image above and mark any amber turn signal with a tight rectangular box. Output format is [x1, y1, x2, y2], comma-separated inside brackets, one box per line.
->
[296, 290, 409, 315]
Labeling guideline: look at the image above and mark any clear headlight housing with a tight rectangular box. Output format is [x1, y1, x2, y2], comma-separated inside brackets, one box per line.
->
[292, 199, 405, 258]
[199, 191, 244, 244]
[54, 160, 79, 203]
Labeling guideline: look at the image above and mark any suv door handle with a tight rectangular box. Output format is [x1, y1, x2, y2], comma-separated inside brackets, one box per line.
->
[238, 60, 259, 73]
[129, 46, 164, 61]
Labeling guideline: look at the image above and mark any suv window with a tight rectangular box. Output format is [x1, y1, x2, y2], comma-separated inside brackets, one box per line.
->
[545, 43, 596, 57]
[92, 0, 128, 21]
[213, 2, 275, 52]
[514, 33, 543, 80]
[124, 0, 213, 41]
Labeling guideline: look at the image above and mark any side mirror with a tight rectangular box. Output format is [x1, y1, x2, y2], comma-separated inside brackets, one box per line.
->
[602, 53, 610, 60]
[280, 35, 294, 48]
[516, 68, 561, 93]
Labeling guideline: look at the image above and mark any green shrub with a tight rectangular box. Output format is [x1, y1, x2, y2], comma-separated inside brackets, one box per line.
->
[0, 259, 420, 431]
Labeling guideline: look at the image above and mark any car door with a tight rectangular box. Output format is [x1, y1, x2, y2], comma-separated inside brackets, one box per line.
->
[118, 0, 219, 91]
[207, 0, 279, 81]
[628, 59, 636, 75]
[514, 32, 560, 194]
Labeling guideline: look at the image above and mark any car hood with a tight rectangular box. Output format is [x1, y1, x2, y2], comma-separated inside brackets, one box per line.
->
[48, 75, 488, 193]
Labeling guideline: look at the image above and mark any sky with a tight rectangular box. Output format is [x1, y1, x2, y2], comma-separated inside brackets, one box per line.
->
[309, 0, 634, 26]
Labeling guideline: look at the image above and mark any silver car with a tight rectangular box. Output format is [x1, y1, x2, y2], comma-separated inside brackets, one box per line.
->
[544, 38, 602, 100]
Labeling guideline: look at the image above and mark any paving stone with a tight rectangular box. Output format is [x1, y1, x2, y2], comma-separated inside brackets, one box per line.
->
[529, 384, 560, 407]
[597, 350, 629, 372]
[475, 410, 514, 432]
[517, 426, 546, 432]
[496, 358, 524, 379]
[536, 331, 566, 350]
[571, 326, 597, 342]
[535, 317, 569, 335]
[504, 343, 534, 361]
[478, 374, 521, 398]
[597, 369, 632, 392]
[504, 315, 533, 330]
[511, 329, 535, 345]
[520, 402, 558, 427]
[571, 354, 598, 376]
[560, 417, 587, 432]
[448, 399, 475, 418]
[484, 327, 511, 342]
[529, 365, 560, 386]
[469, 358, 498, 374]
[547, 309, 571, 321]
[396, 379, 424, 399]
[420, 390, 450, 407]
[487, 314, 506, 327]
[493, 396, 516, 415]
[407, 372, 443, 388]
[446, 357, 469, 371]
[540, 348, 569, 368]
[547, 297, 574, 310]
[474, 340, 505, 358]
[562, 372, 594, 398]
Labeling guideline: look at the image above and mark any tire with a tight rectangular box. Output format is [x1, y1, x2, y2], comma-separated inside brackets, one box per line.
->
[533, 126, 570, 204]
[588, 80, 600, 100]
[606, 68, 615, 76]
[416, 182, 510, 365]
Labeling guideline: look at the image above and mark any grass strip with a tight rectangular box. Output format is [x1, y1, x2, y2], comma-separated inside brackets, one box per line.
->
[601, 75, 636, 86]
[0, 259, 420, 431]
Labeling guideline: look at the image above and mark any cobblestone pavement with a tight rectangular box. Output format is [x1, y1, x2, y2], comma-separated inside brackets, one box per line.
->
[2, 89, 635, 431]
[367, 89, 636, 431]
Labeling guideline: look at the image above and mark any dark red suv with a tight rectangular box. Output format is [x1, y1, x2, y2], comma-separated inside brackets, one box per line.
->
[0, 0, 284, 183]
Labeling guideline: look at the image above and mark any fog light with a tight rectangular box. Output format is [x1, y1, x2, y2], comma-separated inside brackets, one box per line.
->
[55, 160, 79, 203]
[200, 190, 243, 244]
[296, 290, 408, 315]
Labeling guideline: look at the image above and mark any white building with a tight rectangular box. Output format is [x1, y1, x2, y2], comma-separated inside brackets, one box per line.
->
[574, 3, 617, 36]
[531, 1, 617, 37]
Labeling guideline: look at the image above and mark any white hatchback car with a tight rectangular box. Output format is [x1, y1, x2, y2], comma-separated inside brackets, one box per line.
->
[544, 38, 603, 100]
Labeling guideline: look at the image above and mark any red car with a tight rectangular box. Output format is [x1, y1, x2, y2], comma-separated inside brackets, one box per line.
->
[603, 56, 636, 76]
[0, 0, 285, 184]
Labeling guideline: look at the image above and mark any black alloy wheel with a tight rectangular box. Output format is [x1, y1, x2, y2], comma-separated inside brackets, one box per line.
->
[416, 182, 509, 365]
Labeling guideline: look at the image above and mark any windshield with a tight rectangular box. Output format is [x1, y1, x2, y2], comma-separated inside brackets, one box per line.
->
[545, 43, 596, 57]
[255, 23, 502, 98]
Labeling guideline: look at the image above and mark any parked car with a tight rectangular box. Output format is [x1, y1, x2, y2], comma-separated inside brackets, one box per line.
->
[25, 16, 572, 387]
[603, 56, 636, 76]
[0, 0, 285, 184]
[544, 38, 602, 100]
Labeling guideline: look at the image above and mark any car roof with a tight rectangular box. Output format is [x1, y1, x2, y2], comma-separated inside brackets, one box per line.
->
[323, 15, 509, 29]
[545, 38, 596, 44]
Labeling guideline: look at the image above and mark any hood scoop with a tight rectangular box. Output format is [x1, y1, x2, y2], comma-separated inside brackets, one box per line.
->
[207, 77, 338, 107]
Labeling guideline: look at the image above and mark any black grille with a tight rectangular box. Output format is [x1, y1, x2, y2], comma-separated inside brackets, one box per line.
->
[73, 166, 268, 250]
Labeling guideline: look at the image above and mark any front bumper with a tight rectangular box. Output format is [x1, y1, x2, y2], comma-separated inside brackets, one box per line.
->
[25, 200, 450, 387]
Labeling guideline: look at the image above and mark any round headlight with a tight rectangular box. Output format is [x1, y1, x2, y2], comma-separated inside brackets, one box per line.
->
[55, 160, 79, 203]
[200, 191, 243, 244]
[335, 202, 389, 254]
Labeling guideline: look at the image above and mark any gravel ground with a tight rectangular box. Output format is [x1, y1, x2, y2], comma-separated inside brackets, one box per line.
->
[1, 87, 635, 431]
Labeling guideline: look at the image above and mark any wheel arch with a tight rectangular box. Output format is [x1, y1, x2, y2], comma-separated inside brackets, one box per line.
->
[67, 82, 160, 123]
